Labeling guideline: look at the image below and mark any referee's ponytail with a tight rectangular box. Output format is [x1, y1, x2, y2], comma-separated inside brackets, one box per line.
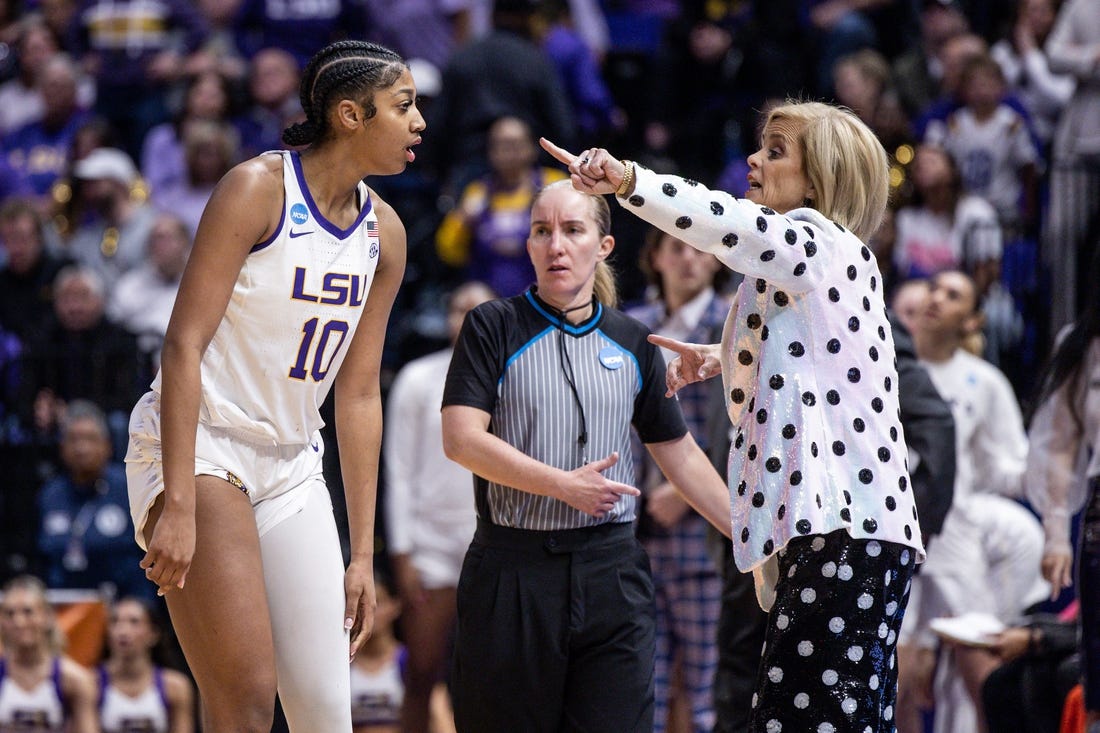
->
[592, 261, 618, 309]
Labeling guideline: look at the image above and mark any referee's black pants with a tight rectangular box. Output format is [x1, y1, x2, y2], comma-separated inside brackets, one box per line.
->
[452, 519, 656, 733]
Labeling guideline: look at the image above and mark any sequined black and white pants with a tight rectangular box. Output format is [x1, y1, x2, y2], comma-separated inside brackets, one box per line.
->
[749, 529, 916, 733]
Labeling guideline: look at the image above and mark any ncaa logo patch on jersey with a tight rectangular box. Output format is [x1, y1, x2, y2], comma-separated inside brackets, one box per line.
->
[290, 203, 310, 225]
[599, 346, 624, 370]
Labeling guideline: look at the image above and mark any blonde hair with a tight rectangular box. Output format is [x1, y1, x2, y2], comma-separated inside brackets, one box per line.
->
[531, 181, 619, 308]
[1, 575, 65, 655]
[764, 101, 890, 242]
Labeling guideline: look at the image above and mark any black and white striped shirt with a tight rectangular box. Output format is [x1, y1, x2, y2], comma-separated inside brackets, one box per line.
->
[443, 288, 687, 531]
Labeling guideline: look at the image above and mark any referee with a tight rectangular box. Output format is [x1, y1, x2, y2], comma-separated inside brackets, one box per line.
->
[442, 181, 731, 733]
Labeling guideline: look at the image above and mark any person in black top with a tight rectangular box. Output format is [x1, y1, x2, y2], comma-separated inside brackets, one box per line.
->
[441, 180, 731, 733]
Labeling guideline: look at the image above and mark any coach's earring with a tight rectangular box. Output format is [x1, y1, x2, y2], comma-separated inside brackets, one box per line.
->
[803, 197, 813, 207]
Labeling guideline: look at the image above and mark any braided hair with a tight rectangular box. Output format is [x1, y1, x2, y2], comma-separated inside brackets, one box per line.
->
[282, 41, 407, 148]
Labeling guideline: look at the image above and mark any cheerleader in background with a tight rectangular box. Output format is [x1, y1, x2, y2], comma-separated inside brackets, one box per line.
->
[0, 574, 98, 733]
[98, 597, 193, 733]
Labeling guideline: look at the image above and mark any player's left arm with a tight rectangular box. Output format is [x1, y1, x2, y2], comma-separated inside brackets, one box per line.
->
[333, 189, 406, 658]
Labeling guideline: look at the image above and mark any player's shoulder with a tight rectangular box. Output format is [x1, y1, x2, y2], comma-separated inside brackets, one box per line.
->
[211, 152, 286, 205]
[365, 185, 398, 224]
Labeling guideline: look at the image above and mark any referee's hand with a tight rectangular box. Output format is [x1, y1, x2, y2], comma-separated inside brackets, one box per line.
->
[560, 452, 640, 518]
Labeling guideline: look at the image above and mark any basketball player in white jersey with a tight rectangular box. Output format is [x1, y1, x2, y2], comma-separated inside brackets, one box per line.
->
[98, 597, 194, 733]
[0, 575, 98, 733]
[124, 40, 422, 732]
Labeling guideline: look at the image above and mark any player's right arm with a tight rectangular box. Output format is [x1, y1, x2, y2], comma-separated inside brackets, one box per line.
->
[141, 154, 285, 595]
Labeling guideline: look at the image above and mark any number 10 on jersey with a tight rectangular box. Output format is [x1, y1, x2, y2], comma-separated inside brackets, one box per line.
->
[289, 317, 350, 381]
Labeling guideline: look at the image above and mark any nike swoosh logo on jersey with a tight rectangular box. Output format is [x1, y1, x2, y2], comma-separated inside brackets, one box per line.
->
[289, 229, 313, 238]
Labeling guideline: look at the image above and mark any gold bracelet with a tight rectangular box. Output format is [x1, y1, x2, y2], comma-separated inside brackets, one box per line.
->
[616, 161, 635, 197]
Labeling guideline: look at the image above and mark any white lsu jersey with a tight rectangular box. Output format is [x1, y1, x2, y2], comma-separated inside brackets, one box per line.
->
[98, 667, 169, 733]
[151, 150, 381, 446]
[0, 657, 65, 732]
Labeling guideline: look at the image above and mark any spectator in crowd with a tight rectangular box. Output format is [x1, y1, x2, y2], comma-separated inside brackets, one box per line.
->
[186, 0, 248, 84]
[63, 147, 158, 288]
[897, 269, 1046, 733]
[384, 280, 493, 733]
[643, 2, 753, 183]
[422, 0, 576, 196]
[627, 226, 730, 733]
[47, 116, 121, 243]
[911, 31, 990, 139]
[0, 574, 99, 733]
[1043, 0, 1100, 337]
[892, 278, 931, 333]
[362, 0, 473, 72]
[0, 18, 65, 136]
[436, 115, 567, 296]
[21, 265, 146, 450]
[107, 212, 191, 367]
[531, 0, 623, 141]
[233, 47, 302, 160]
[1025, 249, 1100, 733]
[925, 54, 1040, 237]
[141, 70, 235, 198]
[150, 120, 240, 236]
[3, 54, 91, 199]
[832, 48, 914, 158]
[981, 610, 1081, 733]
[232, 0, 368, 69]
[799, 0, 899, 96]
[68, 0, 209, 158]
[925, 54, 1039, 371]
[893, 0, 972, 118]
[990, 0, 1074, 152]
[38, 399, 149, 600]
[0, 198, 69, 582]
[98, 596, 195, 733]
[0, 198, 72, 342]
[892, 144, 1002, 295]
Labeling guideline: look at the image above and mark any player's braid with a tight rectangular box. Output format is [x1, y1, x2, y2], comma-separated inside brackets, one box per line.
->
[282, 41, 406, 147]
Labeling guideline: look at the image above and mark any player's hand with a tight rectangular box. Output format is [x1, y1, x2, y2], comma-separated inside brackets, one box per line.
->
[540, 138, 625, 196]
[559, 452, 640, 518]
[345, 559, 377, 662]
[647, 335, 722, 396]
[140, 502, 195, 597]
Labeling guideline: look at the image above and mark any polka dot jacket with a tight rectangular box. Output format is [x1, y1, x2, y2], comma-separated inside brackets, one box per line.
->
[620, 166, 926, 576]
